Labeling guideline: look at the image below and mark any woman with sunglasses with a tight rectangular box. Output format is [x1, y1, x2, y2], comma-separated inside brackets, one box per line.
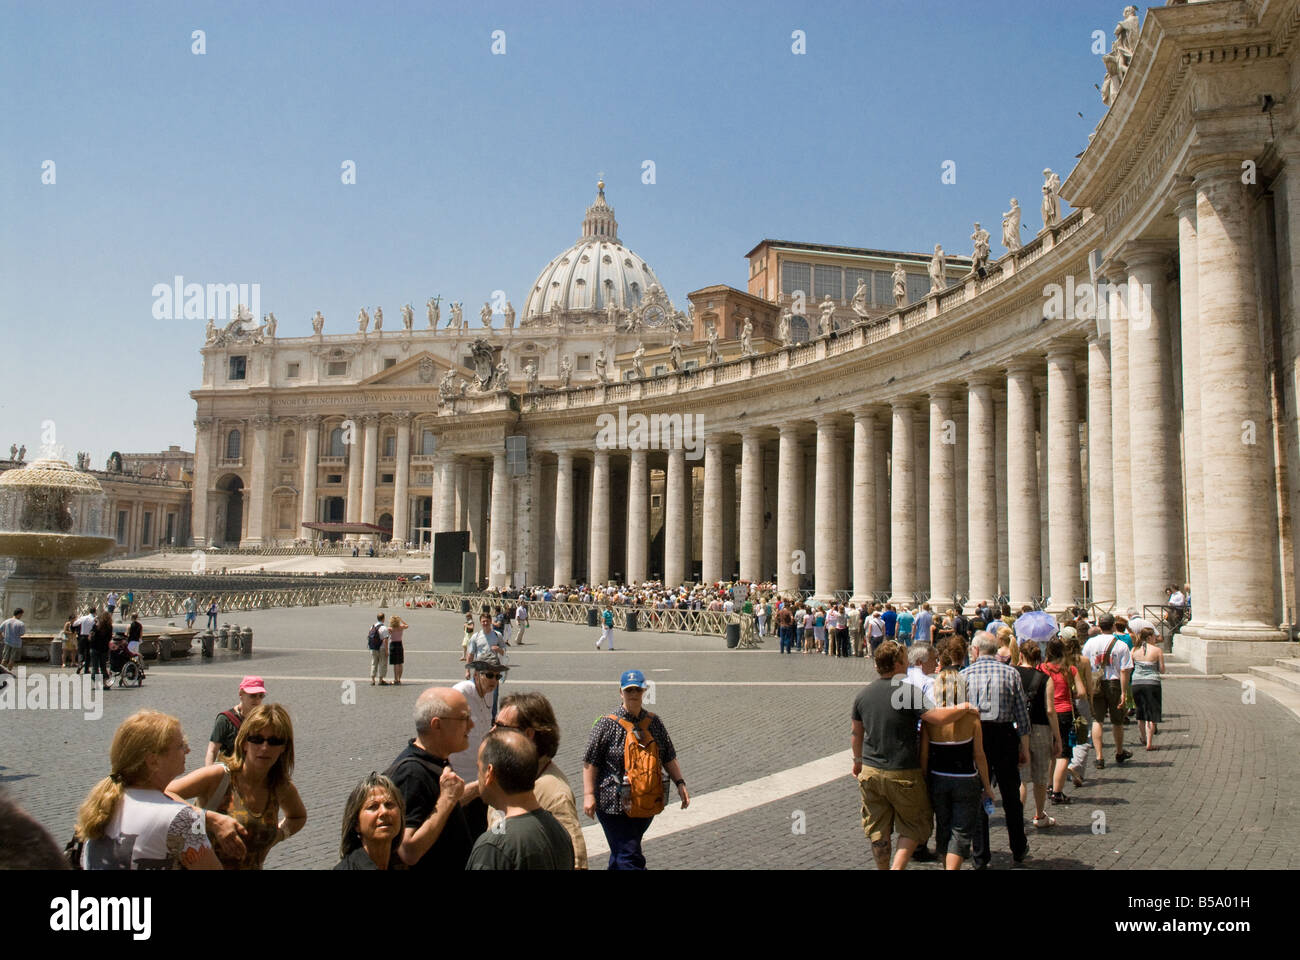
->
[168, 702, 307, 869]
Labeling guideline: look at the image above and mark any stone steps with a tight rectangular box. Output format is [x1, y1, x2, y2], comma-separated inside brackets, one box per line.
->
[1271, 657, 1300, 675]
[1247, 661, 1300, 694]
[1225, 670, 1300, 725]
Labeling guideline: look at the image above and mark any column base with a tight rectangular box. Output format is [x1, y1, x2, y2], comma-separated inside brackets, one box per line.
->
[849, 593, 875, 607]
[887, 593, 914, 609]
[1176, 622, 1298, 674]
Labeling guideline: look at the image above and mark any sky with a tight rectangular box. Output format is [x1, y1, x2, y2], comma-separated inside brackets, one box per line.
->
[1, 0, 1125, 466]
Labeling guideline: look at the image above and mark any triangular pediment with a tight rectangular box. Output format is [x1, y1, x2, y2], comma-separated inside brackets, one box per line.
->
[358, 351, 472, 386]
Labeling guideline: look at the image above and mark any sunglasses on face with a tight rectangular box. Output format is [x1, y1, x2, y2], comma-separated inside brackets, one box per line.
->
[479, 672, 501, 680]
[246, 735, 286, 746]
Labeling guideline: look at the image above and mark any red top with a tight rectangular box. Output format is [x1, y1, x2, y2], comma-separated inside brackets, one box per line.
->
[1039, 663, 1078, 714]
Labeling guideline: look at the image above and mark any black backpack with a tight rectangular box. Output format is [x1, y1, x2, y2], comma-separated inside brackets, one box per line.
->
[367, 623, 383, 650]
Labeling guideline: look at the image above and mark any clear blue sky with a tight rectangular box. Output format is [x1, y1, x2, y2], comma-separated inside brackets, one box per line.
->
[2, 0, 1122, 466]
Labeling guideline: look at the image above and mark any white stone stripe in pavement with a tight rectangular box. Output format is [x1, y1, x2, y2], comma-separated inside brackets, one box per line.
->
[147, 671, 866, 687]
[580, 752, 848, 859]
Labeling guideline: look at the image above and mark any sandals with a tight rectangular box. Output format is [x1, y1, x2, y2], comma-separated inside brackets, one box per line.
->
[1033, 814, 1056, 828]
[1050, 791, 1072, 805]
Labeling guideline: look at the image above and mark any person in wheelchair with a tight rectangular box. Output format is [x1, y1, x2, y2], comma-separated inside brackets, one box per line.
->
[111, 615, 146, 685]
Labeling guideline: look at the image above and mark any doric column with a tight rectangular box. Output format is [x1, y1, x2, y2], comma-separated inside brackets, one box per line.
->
[1124, 243, 1185, 606]
[929, 389, 956, 603]
[589, 448, 610, 584]
[955, 407, 968, 600]
[519, 460, 540, 586]
[391, 413, 411, 546]
[467, 461, 486, 580]
[1037, 379, 1050, 599]
[1047, 346, 1084, 610]
[967, 378, 998, 603]
[1105, 262, 1135, 609]
[763, 445, 779, 579]
[851, 408, 878, 603]
[776, 424, 804, 592]
[245, 415, 272, 546]
[345, 416, 363, 530]
[626, 450, 648, 583]
[299, 416, 320, 539]
[740, 429, 764, 582]
[434, 456, 456, 533]
[994, 391, 1009, 595]
[874, 419, 891, 597]
[889, 401, 917, 604]
[1006, 364, 1041, 607]
[1175, 186, 1207, 621]
[720, 452, 737, 580]
[913, 408, 929, 594]
[489, 450, 513, 588]
[1190, 162, 1278, 634]
[553, 450, 574, 585]
[359, 415, 379, 538]
[813, 415, 841, 600]
[1086, 336, 1117, 606]
[665, 447, 687, 586]
[191, 417, 214, 547]
[702, 440, 724, 583]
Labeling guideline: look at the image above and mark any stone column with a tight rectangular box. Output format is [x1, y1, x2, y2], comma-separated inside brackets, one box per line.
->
[967, 379, 998, 603]
[1038, 380, 1051, 598]
[813, 416, 840, 600]
[889, 402, 917, 604]
[929, 390, 956, 603]
[913, 409, 929, 594]
[1175, 187, 1207, 620]
[994, 392, 1010, 595]
[390, 413, 411, 546]
[1047, 347, 1085, 610]
[1125, 243, 1185, 607]
[519, 462, 540, 586]
[245, 415, 272, 545]
[763, 446, 779, 579]
[627, 450, 649, 583]
[467, 461, 486, 581]
[776, 425, 804, 592]
[740, 429, 764, 582]
[874, 420, 891, 597]
[1106, 262, 1135, 610]
[702, 440, 724, 584]
[720, 453, 736, 580]
[851, 409, 877, 602]
[1006, 365, 1041, 608]
[955, 407, 969, 599]
[590, 448, 611, 584]
[489, 451, 513, 588]
[299, 416, 320, 539]
[1189, 163, 1278, 635]
[192, 417, 214, 546]
[434, 457, 457, 533]
[1086, 336, 1117, 606]
[345, 417, 363, 530]
[359, 415, 379, 538]
[553, 450, 574, 585]
[665, 447, 687, 585]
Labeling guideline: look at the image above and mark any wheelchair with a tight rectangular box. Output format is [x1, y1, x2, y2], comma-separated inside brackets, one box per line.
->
[115, 650, 146, 687]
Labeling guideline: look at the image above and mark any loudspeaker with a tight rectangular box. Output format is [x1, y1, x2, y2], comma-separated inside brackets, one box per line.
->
[461, 553, 478, 593]
[433, 531, 470, 583]
[506, 435, 528, 476]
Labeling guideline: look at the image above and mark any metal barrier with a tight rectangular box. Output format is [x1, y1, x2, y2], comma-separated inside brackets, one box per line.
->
[77, 581, 430, 618]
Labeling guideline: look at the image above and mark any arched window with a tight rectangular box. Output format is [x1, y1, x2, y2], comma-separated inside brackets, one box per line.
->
[280, 430, 296, 460]
[790, 316, 811, 344]
[383, 432, 396, 459]
[225, 429, 242, 461]
[329, 427, 346, 457]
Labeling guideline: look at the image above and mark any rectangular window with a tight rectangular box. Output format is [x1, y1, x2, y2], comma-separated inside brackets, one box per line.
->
[228, 356, 246, 380]
[326, 474, 343, 484]
[384, 357, 397, 369]
[781, 261, 810, 296]
[683, 359, 699, 370]
[383, 435, 396, 458]
[874, 271, 892, 307]
[907, 273, 931, 303]
[651, 495, 662, 509]
[286, 362, 300, 378]
[327, 360, 347, 376]
[141, 512, 152, 545]
[623, 370, 635, 382]
[652, 364, 668, 376]
[814, 265, 841, 301]
[421, 430, 436, 455]
[576, 354, 592, 372]
[116, 510, 127, 545]
[844, 268, 873, 305]
[381, 473, 394, 484]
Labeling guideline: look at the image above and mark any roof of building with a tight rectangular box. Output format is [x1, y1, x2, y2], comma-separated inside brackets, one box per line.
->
[743, 238, 974, 267]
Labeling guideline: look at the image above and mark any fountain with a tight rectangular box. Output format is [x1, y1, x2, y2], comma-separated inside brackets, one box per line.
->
[0, 458, 114, 655]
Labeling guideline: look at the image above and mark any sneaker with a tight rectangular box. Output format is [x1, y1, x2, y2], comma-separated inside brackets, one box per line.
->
[1115, 750, 1133, 764]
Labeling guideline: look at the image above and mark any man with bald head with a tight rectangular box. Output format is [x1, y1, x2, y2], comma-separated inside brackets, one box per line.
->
[466, 730, 574, 870]
[385, 686, 475, 870]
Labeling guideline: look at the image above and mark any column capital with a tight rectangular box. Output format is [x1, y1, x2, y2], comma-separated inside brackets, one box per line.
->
[359, 413, 380, 427]
[1045, 339, 1085, 364]
[1186, 154, 1251, 186]
[1172, 175, 1197, 215]
[1005, 358, 1040, 377]
[966, 373, 995, 390]
[814, 412, 842, 431]
[1097, 256, 1127, 282]
[851, 405, 880, 423]
[1118, 240, 1175, 271]
[299, 413, 321, 427]
[392, 410, 413, 424]
[195, 416, 215, 429]
[928, 385, 955, 402]
[252, 415, 273, 430]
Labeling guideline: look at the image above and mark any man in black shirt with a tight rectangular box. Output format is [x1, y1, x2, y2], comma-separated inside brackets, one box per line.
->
[387, 686, 475, 870]
[466, 730, 574, 870]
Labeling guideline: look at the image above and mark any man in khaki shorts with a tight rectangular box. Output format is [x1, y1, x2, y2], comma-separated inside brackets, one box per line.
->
[850, 640, 977, 869]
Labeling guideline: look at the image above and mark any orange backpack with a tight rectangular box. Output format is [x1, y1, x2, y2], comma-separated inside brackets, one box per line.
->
[610, 713, 666, 818]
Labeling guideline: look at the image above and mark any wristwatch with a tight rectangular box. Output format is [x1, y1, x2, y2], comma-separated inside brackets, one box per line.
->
[674, 779, 685, 787]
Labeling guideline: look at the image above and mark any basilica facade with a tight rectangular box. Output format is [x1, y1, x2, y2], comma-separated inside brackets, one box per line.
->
[191, 1, 1300, 672]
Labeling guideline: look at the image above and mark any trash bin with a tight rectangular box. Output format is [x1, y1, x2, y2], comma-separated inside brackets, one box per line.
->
[49, 639, 63, 665]
[159, 636, 173, 662]
[460, 598, 471, 614]
[201, 633, 214, 659]
[586, 608, 598, 627]
[240, 627, 253, 657]
[218, 625, 230, 649]
[625, 610, 639, 632]
[725, 622, 740, 648]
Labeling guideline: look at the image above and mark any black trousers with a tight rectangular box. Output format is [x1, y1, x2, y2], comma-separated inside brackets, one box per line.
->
[971, 721, 1028, 866]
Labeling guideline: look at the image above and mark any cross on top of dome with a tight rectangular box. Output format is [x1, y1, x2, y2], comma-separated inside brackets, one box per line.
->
[581, 177, 620, 244]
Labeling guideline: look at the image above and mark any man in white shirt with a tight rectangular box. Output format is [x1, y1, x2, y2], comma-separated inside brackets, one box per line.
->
[74, 607, 97, 674]
[867, 605, 886, 654]
[514, 602, 528, 645]
[452, 651, 509, 838]
[902, 643, 938, 702]
[1081, 613, 1134, 766]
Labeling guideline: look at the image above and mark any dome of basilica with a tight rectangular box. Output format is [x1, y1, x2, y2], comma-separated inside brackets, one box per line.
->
[522, 181, 667, 321]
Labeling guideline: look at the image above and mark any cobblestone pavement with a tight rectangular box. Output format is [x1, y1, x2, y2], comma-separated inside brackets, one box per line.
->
[3, 605, 1296, 870]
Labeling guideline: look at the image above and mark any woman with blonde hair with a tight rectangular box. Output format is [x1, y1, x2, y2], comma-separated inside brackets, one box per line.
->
[335, 772, 405, 870]
[77, 709, 221, 870]
[388, 614, 409, 685]
[995, 625, 1020, 666]
[1061, 631, 1094, 786]
[168, 703, 307, 869]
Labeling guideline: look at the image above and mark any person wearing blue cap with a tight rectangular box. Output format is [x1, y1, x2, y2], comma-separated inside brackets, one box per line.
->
[581, 669, 689, 869]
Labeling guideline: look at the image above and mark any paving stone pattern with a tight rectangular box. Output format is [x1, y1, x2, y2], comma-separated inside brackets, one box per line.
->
[3, 606, 1296, 870]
